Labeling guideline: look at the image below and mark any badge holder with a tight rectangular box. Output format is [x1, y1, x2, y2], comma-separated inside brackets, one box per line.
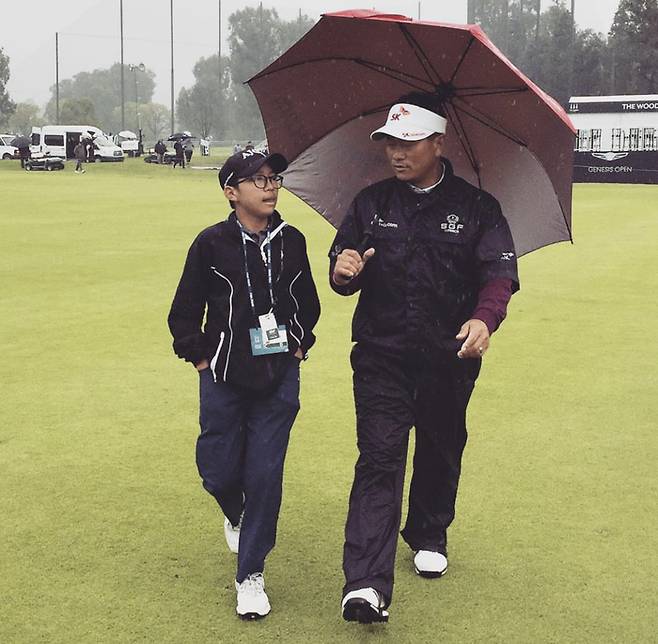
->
[249, 325, 289, 355]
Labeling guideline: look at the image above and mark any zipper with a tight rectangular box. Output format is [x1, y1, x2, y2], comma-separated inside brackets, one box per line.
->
[210, 332, 225, 383]
[288, 270, 304, 347]
[209, 267, 234, 382]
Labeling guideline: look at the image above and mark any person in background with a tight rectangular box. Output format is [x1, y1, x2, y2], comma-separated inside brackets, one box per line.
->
[172, 139, 185, 169]
[155, 139, 167, 164]
[73, 139, 87, 174]
[184, 139, 193, 164]
[86, 137, 95, 163]
[17, 143, 31, 169]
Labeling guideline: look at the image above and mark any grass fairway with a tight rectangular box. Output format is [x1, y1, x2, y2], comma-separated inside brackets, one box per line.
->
[1, 158, 656, 643]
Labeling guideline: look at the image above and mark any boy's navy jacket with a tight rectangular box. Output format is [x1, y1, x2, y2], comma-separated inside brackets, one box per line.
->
[168, 210, 320, 391]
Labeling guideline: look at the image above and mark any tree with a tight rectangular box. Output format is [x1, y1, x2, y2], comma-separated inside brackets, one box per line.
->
[0, 47, 16, 128]
[7, 102, 42, 135]
[573, 29, 610, 96]
[59, 98, 97, 124]
[139, 103, 171, 142]
[524, 2, 574, 105]
[45, 63, 155, 131]
[227, 7, 314, 139]
[176, 54, 230, 139]
[609, 0, 658, 94]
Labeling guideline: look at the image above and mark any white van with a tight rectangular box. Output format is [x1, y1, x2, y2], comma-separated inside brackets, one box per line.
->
[0, 133, 18, 160]
[114, 130, 141, 157]
[31, 125, 124, 162]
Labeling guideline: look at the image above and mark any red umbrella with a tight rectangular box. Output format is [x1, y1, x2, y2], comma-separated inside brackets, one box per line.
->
[247, 9, 575, 256]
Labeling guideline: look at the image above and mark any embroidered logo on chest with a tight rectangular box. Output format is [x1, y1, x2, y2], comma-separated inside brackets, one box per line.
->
[441, 213, 464, 234]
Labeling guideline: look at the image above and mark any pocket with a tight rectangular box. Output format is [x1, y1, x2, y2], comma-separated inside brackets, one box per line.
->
[274, 360, 301, 408]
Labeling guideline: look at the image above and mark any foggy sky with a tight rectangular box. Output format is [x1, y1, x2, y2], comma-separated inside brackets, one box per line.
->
[3, 0, 622, 109]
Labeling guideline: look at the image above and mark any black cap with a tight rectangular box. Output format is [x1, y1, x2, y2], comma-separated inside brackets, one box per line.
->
[218, 150, 288, 189]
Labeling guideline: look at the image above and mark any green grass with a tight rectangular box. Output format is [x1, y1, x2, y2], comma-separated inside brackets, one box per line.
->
[1, 158, 657, 643]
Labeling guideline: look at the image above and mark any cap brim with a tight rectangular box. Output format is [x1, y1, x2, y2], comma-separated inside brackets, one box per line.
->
[370, 126, 436, 142]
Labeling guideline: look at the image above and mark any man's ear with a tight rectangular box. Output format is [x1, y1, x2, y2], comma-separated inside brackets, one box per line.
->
[224, 184, 239, 202]
[433, 133, 445, 158]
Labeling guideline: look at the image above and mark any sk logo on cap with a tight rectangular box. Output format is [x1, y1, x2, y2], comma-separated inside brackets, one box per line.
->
[391, 105, 411, 121]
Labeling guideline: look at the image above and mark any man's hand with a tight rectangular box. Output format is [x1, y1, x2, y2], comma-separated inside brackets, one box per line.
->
[294, 348, 303, 360]
[332, 248, 375, 285]
[195, 359, 209, 371]
[456, 319, 490, 359]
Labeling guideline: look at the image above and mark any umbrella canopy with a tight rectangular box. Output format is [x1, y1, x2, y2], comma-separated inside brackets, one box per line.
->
[10, 135, 30, 149]
[247, 10, 576, 256]
[168, 131, 194, 141]
[118, 130, 137, 139]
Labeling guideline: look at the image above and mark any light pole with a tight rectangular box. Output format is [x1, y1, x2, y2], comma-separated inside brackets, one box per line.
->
[55, 32, 60, 124]
[128, 63, 145, 151]
[170, 0, 175, 134]
[120, 0, 125, 131]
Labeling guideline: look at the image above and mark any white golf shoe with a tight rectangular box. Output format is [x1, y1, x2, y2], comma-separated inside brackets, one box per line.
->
[414, 550, 448, 578]
[235, 573, 271, 620]
[342, 587, 389, 623]
[223, 514, 242, 554]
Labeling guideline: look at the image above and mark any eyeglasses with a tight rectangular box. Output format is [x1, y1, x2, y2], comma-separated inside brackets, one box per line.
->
[237, 174, 284, 189]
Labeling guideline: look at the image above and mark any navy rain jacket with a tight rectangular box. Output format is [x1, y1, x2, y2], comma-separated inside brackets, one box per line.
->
[169, 211, 320, 391]
[329, 160, 519, 359]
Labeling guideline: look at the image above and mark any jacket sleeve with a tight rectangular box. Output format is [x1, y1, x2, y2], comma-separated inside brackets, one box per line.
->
[328, 196, 366, 296]
[474, 195, 520, 293]
[295, 236, 321, 356]
[167, 235, 210, 365]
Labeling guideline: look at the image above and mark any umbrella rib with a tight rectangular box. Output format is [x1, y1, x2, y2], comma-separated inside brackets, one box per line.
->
[354, 59, 435, 92]
[249, 56, 433, 89]
[452, 99, 527, 147]
[398, 23, 445, 86]
[449, 36, 476, 85]
[445, 103, 481, 186]
[455, 87, 529, 98]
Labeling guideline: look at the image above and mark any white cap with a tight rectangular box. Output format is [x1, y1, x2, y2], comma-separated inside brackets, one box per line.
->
[370, 103, 447, 141]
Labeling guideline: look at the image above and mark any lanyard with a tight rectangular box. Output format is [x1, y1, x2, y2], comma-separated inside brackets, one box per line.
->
[237, 220, 284, 319]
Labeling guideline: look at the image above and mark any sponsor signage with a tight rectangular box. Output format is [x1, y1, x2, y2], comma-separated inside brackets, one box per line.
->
[573, 150, 658, 184]
[569, 100, 658, 114]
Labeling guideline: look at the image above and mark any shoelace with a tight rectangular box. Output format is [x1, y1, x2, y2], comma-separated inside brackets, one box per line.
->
[240, 573, 265, 595]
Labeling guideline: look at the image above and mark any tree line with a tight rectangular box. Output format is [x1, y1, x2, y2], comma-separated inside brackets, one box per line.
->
[1, 1, 657, 140]
[469, 0, 658, 105]
[0, 6, 312, 142]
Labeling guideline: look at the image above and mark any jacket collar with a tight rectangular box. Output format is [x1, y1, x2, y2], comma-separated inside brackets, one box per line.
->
[227, 210, 286, 243]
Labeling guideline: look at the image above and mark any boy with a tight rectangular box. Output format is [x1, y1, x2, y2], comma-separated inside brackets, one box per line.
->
[168, 150, 320, 619]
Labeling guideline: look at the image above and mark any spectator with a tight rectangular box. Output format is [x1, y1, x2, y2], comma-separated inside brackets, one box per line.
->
[18, 144, 31, 169]
[154, 139, 167, 164]
[73, 140, 87, 174]
[184, 139, 193, 164]
[173, 139, 185, 169]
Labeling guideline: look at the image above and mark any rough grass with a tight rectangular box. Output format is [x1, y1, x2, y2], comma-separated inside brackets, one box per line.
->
[1, 158, 656, 643]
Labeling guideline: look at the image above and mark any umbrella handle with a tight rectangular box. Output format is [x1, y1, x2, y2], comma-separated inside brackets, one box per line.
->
[356, 213, 380, 256]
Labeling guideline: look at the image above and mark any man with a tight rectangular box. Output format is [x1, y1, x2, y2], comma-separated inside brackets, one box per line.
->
[73, 139, 86, 174]
[17, 143, 30, 169]
[168, 150, 320, 620]
[329, 95, 519, 623]
[172, 138, 185, 169]
[154, 139, 166, 164]
[184, 139, 193, 164]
